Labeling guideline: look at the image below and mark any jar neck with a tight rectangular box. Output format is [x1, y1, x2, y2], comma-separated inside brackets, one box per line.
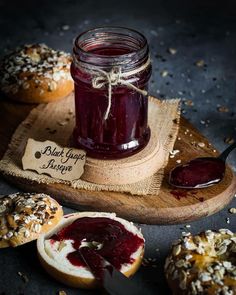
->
[73, 27, 150, 72]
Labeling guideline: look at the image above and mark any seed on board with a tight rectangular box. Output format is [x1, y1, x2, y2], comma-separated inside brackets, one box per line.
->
[184, 100, 194, 106]
[168, 47, 177, 55]
[224, 137, 234, 145]
[160, 70, 169, 77]
[229, 208, 236, 214]
[217, 106, 229, 113]
[61, 25, 70, 31]
[198, 142, 205, 148]
[17, 271, 29, 283]
[169, 149, 180, 158]
[195, 59, 205, 67]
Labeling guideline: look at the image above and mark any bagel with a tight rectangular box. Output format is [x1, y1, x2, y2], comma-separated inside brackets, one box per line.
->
[0, 44, 73, 103]
[0, 193, 63, 248]
[165, 229, 236, 295]
[37, 212, 144, 289]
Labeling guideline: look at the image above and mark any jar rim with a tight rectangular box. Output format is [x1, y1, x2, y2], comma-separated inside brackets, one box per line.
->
[73, 26, 149, 68]
[74, 26, 147, 58]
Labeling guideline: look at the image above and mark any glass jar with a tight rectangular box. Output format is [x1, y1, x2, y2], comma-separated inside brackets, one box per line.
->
[71, 27, 152, 159]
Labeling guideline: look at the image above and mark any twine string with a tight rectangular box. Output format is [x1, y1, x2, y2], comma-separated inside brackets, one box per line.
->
[74, 56, 151, 120]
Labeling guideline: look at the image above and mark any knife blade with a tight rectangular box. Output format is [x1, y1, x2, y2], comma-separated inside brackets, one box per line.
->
[78, 247, 156, 295]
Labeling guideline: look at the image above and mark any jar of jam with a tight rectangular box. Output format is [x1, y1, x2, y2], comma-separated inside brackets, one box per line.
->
[71, 27, 152, 159]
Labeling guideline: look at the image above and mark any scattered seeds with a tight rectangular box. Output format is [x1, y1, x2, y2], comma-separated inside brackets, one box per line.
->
[229, 208, 236, 214]
[195, 60, 205, 67]
[224, 137, 234, 145]
[17, 272, 29, 284]
[176, 159, 181, 164]
[160, 70, 169, 77]
[150, 30, 158, 37]
[61, 25, 70, 31]
[184, 100, 194, 106]
[226, 218, 230, 224]
[169, 149, 180, 158]
[168, 47, 177, 55]
[142, 257, 158, 268]
[198, 142, 205, 148]
[217, 106, 229, 113]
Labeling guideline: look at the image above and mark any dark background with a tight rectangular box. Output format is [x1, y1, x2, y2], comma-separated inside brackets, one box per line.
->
[0, 0, 236, 294]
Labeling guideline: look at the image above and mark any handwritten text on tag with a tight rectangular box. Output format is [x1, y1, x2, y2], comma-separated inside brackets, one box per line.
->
[22, 139, 86, 181]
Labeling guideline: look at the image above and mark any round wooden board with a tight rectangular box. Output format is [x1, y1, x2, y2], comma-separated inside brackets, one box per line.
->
[0, 96, 235, 224]
[4, 169, 236, 225]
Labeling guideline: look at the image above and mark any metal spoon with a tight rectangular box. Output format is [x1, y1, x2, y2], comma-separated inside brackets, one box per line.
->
[169, 141, 236, 189]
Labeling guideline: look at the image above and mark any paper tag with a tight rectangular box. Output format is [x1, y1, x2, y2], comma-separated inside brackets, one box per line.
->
[22, 139, 86, 181]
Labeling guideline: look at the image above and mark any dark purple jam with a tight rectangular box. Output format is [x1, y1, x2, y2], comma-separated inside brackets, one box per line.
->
[169, 157, 225, 188]
[51, 217, 144, 270]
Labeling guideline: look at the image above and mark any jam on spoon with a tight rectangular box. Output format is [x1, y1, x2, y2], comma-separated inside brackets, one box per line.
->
[169, 141, 236, 189]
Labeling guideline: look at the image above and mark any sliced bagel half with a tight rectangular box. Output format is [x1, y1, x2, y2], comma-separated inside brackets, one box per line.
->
[37, 212, 144, 289]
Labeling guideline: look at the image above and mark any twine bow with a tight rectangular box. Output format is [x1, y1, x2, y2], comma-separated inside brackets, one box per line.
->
[74, 56, 150, 120]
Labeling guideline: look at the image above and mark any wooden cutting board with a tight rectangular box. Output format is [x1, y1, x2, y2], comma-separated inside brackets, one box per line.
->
[0, 97, 235, 224]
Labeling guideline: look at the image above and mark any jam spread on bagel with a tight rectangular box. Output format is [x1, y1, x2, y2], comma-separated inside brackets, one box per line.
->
[50, 217, 144, 270]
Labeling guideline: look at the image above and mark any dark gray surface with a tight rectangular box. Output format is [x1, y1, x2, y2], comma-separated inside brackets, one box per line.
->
[0, 0, 236, 294]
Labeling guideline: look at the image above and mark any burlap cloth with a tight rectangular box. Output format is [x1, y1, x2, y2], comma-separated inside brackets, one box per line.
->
[0, 94, 180, 195]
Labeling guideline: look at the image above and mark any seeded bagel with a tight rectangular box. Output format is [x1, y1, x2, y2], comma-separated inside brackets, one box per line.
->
[165, 229, 236, 295]
[0, 193, 63, 248]
[0, 44, 73, 103]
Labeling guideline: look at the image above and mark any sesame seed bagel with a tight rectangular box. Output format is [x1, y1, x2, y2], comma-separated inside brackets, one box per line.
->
[37, 212, 144, 289]
[0, 193, 63, 248]
[165, 229, 236, 295]
[0, 44, 73, 103]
